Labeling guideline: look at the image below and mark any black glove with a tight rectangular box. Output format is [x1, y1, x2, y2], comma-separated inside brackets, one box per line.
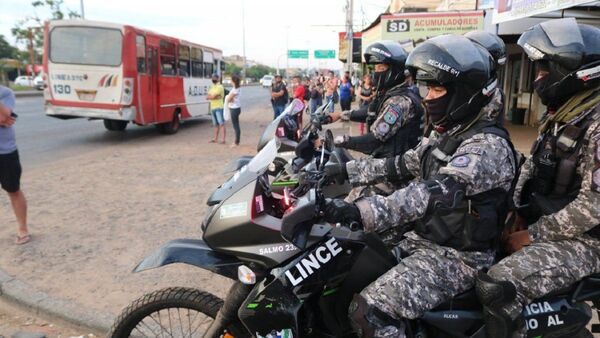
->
[323, 199, 363, 230]
[318, 113, 333, 125]
[323, 158, 348, 184]
[333, 134, 349, 148]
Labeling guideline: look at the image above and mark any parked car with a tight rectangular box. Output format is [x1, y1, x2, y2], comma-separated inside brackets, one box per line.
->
[14, 76, 33, 87]
[33, 75, 44, 90]
[260, 75, 273, 88]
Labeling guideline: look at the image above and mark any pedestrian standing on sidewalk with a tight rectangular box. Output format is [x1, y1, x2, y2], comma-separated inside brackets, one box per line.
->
[270, 74, 288, 119]
[228, 75, 242, 147]
[207, 73, 226, 144]
[0, 86, 30, 245]
[357, 73, 375, 135]
[339, 74, 353, 111]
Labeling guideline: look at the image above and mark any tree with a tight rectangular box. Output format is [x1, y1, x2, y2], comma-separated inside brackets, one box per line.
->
[224, 63, 242, 76]
[246, 65, 276, 80]
[0, 35, 18, 59]
[11, 0, 80, 63]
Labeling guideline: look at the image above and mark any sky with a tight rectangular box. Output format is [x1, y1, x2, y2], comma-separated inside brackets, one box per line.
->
[1, 0, 390, 70]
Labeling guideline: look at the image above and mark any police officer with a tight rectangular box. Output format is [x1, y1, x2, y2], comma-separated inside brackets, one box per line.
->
[476, 18, 600, 338]
[321, 40, 424, 159]
[323, 35, 517, 337]
[465, 30, 507, 124]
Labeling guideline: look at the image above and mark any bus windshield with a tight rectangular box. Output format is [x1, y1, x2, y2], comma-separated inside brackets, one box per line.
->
[50, 26, 122, 66]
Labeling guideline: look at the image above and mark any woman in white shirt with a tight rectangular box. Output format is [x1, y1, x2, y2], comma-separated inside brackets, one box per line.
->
[227, 75, 242, 147]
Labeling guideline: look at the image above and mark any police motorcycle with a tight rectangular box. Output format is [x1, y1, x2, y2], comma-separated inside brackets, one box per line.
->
[108, 128, 600, 337]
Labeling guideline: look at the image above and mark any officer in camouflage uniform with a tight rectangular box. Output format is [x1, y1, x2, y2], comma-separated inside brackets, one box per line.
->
[465, 31, 507, 125]
[323, 35, 517, 337]
[476, 18, 600, 338]
[322, 41, 424, 160]
[321, 41, 424, 201]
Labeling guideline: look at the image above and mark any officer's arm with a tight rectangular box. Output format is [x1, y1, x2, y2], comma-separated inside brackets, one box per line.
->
[512, 156, 533, 207]
[343, 133, 382, 154]
[370, 96, 413, 142]
[354, 134, 515, 233]
[345, 143, 422, 186]
[528, 124, 600, 242]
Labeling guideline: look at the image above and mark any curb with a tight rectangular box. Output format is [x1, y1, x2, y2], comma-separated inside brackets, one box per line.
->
[14, 91, 44, 98]
[0, 267, 113, 335]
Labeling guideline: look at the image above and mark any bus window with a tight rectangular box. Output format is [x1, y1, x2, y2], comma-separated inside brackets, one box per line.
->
[178, 45, 190, 77]
[50, 26, 122, 66]
[160, 40, 176, 76]
[203, 51, 214, 78]
[204, 63, 214, 78]
[191, 47, 203, 78]
[136, 35, 146, 73]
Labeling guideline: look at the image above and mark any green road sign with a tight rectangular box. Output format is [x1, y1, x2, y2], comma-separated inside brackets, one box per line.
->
[288, 50, 309, 59]
[314, 50, 336, 59]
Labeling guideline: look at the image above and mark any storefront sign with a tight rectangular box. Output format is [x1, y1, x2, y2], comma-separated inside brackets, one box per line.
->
[380, 11, 484, 45]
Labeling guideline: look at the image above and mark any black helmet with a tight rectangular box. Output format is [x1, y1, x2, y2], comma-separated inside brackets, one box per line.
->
[406, 34, 495, 126]
[465, 31, 507, 71]
[363, 40, 408, 91]
[518, 18, 600, 109]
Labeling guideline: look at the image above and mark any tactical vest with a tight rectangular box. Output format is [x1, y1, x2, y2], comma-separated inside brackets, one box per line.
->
[414, 120, 517, 251]
[370, 86, 425, 159]
[524, 105, 600, 238]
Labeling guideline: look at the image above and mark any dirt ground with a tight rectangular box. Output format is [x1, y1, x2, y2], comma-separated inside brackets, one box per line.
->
[0, 298, 89, 337]
[0, 90, 541, 329]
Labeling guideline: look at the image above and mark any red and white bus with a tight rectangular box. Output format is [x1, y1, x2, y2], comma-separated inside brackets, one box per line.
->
[42, 19, 223, 134]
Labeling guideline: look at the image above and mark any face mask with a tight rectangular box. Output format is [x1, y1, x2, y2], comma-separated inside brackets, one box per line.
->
[373, 71, 388, 91]
[424, 93, 451, 123]
[533, 76, 550, 101]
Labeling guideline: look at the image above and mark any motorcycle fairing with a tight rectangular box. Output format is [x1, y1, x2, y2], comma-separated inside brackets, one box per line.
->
[222, 156, 254, 174]
[239, 230, 395, 337]
[133, 238, 242, 280]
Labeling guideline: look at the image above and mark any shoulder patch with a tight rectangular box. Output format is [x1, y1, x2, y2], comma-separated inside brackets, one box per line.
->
[384, 109, 399, 124]
[376, 122, 390, 136]
[451, 155, 471, 167]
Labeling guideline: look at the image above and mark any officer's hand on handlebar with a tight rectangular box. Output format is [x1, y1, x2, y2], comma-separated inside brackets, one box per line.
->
[334, 135, 349, 148]
[323, 199, 363, 231]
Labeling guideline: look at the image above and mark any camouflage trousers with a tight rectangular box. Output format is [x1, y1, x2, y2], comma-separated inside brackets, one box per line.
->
[359, 234, 494, 337]
[487, 235, 600, 337]
[344, 182, 396, 203]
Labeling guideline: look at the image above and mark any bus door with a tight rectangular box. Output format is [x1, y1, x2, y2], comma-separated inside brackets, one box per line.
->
[135, 35, 157, 124]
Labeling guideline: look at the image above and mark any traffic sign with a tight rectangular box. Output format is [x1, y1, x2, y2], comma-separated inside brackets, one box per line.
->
[314, 50, 336, 59]
[288, 50, 309, 59]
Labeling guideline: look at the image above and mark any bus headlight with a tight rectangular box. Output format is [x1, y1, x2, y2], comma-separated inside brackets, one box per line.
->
[121, 77, 134, 105]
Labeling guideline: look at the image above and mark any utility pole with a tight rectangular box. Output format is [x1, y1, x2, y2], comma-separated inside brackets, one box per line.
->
[80, 0, 85, 19]
[346, 0, 354, 76]
[241, 0, 247, 82]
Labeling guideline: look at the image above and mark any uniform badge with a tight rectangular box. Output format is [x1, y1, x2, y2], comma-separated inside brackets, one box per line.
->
[593, 169, 600, 192]
[451, 155, 471, 167]
[383, 109, 399, 124]
[377, 122, 390, 136]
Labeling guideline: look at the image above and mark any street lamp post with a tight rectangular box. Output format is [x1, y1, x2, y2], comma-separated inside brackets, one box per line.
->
[277, 54, 286, 76]
[80, 0, 85, 19]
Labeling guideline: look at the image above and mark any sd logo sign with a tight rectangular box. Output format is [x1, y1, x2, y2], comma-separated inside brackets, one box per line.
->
[387, 19, 410, 33]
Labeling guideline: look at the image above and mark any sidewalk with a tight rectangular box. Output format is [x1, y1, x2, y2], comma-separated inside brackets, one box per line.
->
[13, 90, 43, 98]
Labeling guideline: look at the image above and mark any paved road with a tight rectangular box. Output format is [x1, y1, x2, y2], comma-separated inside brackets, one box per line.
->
[13, 86, 272, 169]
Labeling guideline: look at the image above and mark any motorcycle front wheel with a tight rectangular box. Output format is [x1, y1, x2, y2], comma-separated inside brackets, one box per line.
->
[108, 287, 233, 338]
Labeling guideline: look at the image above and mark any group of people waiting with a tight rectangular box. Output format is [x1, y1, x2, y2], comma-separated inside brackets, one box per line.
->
[269, 69, 377, 124]
[306, 18, 600, 338]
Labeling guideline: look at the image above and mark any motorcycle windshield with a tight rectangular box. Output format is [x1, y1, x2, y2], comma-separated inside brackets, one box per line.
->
[257, 99, 305, 152]
[207, 139, 280, 206]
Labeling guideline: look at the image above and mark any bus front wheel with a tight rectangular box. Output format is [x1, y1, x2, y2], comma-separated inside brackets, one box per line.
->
[104, 119, 128, 131]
